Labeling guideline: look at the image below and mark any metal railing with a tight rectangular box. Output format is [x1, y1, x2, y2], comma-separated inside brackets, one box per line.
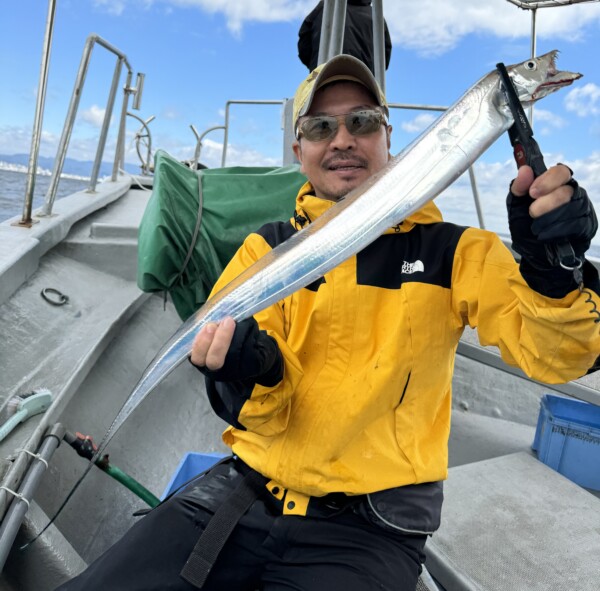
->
[16, 0, 57, 227]
[505, 1, 599, 122]
[188, 124, 224, 170]
[507, 0, 599, 7]
[15, 0, 145, 225]
[38, 34, 144, 217]
[318, 0, 386, 93]
[127, 113, 155, 175]
[457, 340, 600, 407]
[221, 100, 285, 167]
[388, 102, 486, 229]
[211, 96, 488, 229]
[371, 0, 386, 93]
[311, 0, 485, 223]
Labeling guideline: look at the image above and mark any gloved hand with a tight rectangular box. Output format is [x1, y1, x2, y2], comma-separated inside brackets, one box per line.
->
[190, 316, 283, 387]
[533, 180, 597, 262]
[507, 165, 598, 297]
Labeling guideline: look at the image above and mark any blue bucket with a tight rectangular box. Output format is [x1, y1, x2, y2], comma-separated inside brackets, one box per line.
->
[532, 393, 600, 491]
[162, 452, 228, 499]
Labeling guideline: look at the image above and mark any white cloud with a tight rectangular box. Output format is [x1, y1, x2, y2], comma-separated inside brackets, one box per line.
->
[93, 0, 126, 16]
[0, 124, 141, 168]
[0, 125, 59, 157]
[220, 141, 280, 167]
[79, 105, 109, 128]
[565, 83, 600, 117]
[0, 126, 34, 154]
[183, 0, 314, 35]
[105, 0, 314, 35]
[531, 107, 566, 136]
[148, 133, 280, 169]
[173, 0, 600, 55]
[161, 108, 180, 120]
[531, 108, 564, 127]
[385, 0, 600, 57]
[400, 113, 436, 134]
[436, 151, 600, 247]
[92, 0, 600, 56]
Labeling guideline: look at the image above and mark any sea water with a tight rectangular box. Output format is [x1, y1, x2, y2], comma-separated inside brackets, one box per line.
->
[0, 168, 89, 223]
[1, 165, 598, 258]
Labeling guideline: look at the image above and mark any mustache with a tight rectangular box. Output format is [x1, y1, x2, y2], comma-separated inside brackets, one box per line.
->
[322, 152, 369, 170]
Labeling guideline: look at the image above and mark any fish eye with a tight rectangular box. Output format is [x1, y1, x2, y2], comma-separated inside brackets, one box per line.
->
[526, 61, 537, 70]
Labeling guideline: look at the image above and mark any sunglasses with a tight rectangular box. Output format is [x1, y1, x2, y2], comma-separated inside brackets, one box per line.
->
[296, 109, 388, 142]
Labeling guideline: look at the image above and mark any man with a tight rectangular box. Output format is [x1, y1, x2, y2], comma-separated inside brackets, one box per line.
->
[298, 0, 393, 74]
[57, 55, 599, 591]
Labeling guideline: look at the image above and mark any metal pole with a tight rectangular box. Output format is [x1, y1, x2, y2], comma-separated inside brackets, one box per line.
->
[317, 0, 336, 66]
[283, 98, 296, 166]
[191, 125, 225, 169]
[221, 100, 284, 167]
[221, 103, 231, 168]
[190, 125, 202, 169]
[329, 0, 348, 60]
[0, 425, 64, 571]
[111, 69, 132, 182]
[41, 34, 133, 216]
[18, 0, 57, 227]
[529, 8, 537, 126]
[116, 71, 140, 179]
[40, 36, 96, 216]
[371, 0, 386, 94]
[388, 102, 486, 228]
[387, 102, 447, 113]
[468, 166, 486, 229]
[128, 113, 155, 175]
[90, 58, 124, 190]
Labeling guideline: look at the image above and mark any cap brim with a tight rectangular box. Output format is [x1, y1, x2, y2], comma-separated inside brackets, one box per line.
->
[295, 54, 387, 124]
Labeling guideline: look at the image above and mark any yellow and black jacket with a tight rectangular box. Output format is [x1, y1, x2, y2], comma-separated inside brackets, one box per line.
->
[204, 182, 600, 528]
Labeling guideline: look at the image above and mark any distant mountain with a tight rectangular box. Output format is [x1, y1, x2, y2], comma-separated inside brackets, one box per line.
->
[0, 154, 139, 177]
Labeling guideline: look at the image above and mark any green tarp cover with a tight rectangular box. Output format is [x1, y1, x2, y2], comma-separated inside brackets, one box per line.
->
[137, 150, 307, 320]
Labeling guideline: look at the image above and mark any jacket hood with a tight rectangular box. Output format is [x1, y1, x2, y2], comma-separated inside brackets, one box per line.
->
[291, 181, 444, 233]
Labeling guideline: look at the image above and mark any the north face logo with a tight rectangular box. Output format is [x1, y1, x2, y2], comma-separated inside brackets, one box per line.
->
[402, 260, 424, 274]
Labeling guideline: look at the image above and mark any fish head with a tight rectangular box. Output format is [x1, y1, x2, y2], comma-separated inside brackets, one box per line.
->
[506, 50, 582, 105]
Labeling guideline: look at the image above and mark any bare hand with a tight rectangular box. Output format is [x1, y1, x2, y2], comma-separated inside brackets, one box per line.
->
[190, 317, 236, 370]
[510, 164, 574, 218]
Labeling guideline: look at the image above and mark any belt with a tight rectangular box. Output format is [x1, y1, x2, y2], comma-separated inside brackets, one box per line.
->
[179, 458, 363, 587]
[180, 466, 268, 588]
[306, 491, 365, 517]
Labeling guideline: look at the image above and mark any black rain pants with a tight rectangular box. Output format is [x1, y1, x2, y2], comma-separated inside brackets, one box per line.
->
[55, 457, 427, 591]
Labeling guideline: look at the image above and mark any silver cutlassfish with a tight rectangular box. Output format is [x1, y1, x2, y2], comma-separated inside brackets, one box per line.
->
[99, 50, 581, 459]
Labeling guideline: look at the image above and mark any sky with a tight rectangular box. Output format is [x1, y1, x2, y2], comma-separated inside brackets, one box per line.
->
[1, 0, 599, 234]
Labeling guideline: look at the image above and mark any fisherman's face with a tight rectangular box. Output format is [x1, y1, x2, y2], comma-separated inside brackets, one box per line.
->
[293, 81, 391, 202]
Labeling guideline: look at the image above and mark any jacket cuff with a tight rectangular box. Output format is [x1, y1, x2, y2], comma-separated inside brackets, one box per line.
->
[519, 258, 600, 299]
[518, 258, 577, 298]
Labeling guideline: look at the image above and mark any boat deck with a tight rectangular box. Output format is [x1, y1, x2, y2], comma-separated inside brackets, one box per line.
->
[0, 181, 599, 590]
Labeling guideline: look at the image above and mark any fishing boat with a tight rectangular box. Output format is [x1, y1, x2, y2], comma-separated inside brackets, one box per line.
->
[1, 1, 599, 589]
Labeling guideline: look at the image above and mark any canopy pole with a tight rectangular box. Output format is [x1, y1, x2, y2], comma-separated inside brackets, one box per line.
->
[529, 8, 538, 126]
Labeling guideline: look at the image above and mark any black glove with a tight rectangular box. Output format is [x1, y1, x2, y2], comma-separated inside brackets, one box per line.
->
[190, 317, 283, 387]
[507, 179, 598, 298]
[532, 180, 597, 262]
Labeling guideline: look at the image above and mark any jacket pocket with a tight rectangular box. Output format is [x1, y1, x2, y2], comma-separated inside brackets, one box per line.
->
[360, 481, 444, 535]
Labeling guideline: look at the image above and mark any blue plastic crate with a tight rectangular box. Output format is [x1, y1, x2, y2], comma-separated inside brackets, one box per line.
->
[161, 452, 227, 499]
[532, 393, 600, 491]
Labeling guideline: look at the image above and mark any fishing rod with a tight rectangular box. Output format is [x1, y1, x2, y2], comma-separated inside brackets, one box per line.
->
[496, 61, 600, 324]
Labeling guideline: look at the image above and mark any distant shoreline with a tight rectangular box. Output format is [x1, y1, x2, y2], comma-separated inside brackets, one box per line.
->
[0, 161, 90, 182]
[1, 167, 599, 260]
[0, 153, 139, 179]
